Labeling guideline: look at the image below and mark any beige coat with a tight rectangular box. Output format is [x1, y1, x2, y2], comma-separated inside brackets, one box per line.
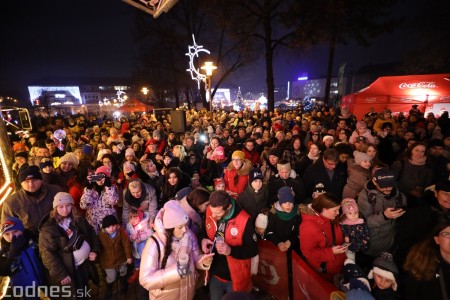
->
[139, 209, 209, 300]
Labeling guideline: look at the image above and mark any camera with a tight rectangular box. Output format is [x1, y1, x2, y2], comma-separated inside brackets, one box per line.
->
[199, 134, 207, 142]
[90, 174, 105, 181]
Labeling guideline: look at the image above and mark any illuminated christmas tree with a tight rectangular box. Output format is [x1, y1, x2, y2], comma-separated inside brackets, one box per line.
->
[234, 87, 244, 110]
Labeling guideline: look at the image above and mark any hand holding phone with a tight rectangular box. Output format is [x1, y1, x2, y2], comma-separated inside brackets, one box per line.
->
[90, 174, 105, 182]
[341, 242, 351, 248]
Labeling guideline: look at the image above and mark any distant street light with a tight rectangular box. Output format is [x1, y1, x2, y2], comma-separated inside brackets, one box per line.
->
[201, 61, 217, 112]
[141, 87, 149, 104]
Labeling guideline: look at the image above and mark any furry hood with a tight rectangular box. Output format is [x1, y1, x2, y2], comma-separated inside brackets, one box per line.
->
[299, 203, 319, 217]
[226, 158, 253, 176]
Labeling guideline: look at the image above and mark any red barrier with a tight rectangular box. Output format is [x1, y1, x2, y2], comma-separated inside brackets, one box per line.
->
[292, 251, 338, 300]
[254, 240, 289, 300]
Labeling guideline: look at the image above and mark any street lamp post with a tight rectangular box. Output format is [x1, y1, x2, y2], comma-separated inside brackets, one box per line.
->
[201, 61, 217, 112]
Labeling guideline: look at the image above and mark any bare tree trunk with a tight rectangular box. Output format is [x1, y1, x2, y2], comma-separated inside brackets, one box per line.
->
[264, 0, 275, 112]
[325, 38, 336, 106]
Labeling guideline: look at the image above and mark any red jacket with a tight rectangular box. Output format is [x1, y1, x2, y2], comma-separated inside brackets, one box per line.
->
[299, 204, 346, 281]
[205, 206, 253, 292]
[224, 159, 252, 198]
[242, 148, 260, 166]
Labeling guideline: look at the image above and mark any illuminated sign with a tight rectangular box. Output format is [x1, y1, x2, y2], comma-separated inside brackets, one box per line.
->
[28, 86, 82, 106]
[399, 82, 437, 89]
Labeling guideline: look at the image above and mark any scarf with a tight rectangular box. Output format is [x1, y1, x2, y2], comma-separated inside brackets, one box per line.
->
[125, 185, 148, 208]
[248, 185, 267, 204]
[409, 156, 427, 166]
[275, 203, 298, 221]
[307, 152, 320, 162]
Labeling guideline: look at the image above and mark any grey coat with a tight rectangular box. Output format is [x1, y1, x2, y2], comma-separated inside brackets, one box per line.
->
[357, 181, 406, 257]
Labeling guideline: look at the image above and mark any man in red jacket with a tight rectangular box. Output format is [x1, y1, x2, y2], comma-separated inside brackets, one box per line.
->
[202, 191, 258, 300]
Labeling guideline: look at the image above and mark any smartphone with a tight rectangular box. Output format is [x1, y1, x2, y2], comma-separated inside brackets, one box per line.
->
[342, 243, 351, 248]
[90, 174, 105, 181]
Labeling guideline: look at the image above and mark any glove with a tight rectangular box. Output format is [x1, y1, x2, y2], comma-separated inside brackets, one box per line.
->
[8, 235, 27, 258]
[104, 177, 112, 187]
[177, 259, 190, 278]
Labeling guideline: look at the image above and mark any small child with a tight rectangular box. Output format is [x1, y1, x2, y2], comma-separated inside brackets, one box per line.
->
[368, 252, 398, 300]
[190, 172, 201, 189]
[125, 148, 138, 163]
[40, 157, 63, 187]
[342, 151, 372, 199]
[123, 161, 139, 181]
[0, 218, 47, 298]
[213, 178, 226, 191]
[339, 198, 370, 258]
[160, 152, 174, 176]
[255, 213, 268, 240]
[125, 209, 153, 284]
[98, 215, 133, 297]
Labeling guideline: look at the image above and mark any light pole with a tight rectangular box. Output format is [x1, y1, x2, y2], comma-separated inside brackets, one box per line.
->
[201, 61, 216, 112]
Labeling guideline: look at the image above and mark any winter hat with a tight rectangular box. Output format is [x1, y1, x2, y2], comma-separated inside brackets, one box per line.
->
[343, 258, 368, 286]
[146, 139, 158, 146]
[355, 136, 367, 143]
[39, 158, 53, 170]
[255, 213, 268, 229]
[211, 146, 226, 160]
[253, 133, 262, 140]
[381, 122, 393, 130]
[277, 161, 291, 172]
[322, 135, 334, 143]
[102, 215, 119, 229]
[97, 149, 112, 161]
[354, 151, 371, 165]
[123, 161, 136, 173]
[313, 183, 326, 194]
[428, 138, 445, 148]
[268, 148, 282, 158]
[232, 150, 245, 161]
[125, 148, 135, 157]
[19, 166, 43, 183]
[53, 192, 75, 208]
[14, 151, 28, 160]
[278, 187, 295, 204]
[131, 136, 141, 143]
[162, 200, 189, 229]
[372, 168, 396, 188]
[82, 144, 93, 155]
[13, 143, 28, 153]
[213, 178, 225, 189]
[272, 122, 282, 132]
[57, 153, 79, 169]
[176, 187, 192, 201]
[249, 168, 263, 184]
[436, 179, 450, 192]
[346, 281, 375, 300]
[368, 252, 399, 291]
[0, 217, 25, 234]
[341, 198, 359, 214]
[95, 166, 111, 178]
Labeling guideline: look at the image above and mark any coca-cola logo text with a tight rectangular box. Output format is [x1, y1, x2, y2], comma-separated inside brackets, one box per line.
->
[399, 82, 437, 89]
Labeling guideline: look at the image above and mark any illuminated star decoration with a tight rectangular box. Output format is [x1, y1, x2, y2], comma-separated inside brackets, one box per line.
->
[186, 35, 211, 89]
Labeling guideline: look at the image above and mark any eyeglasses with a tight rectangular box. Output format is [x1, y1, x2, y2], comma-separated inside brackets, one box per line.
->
[439, 232, 450, 238]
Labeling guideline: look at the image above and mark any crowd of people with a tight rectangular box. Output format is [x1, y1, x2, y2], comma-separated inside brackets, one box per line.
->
[1, 104, 450, 300]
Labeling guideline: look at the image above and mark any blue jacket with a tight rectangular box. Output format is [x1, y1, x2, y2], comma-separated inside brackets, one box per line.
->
[0, 237, 46, 288]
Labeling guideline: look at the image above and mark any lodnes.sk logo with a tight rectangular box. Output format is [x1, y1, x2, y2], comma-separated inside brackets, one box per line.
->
[4, 283, 91, 298]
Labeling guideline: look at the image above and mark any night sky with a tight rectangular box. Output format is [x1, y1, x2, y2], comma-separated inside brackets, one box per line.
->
[0, 0, 422, 103]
